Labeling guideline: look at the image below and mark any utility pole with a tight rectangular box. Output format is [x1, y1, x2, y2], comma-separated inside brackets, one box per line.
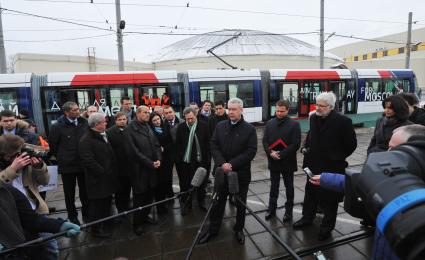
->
[405, 12, 412, 69]
[319, 0, 325, 69]
[0, 3, 8, 74]
[115, 0, 124, 71]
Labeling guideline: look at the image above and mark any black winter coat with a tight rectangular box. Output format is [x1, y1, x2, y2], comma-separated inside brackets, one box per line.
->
[211, 119, 257, 185]
[303, 110, 357, 201]
[48, 115, 89, 174]
[126, 120, 162, 194]
[262, 116, 301, 172]
[0, 183, 64, 250]
[175, 120, 210, 169]
[208, 113, 229, 136]
[106, 125, 131, 176]
[79, 129, 117, 199]
[367, 116, 411, 154]
[409, 107, 425, 126]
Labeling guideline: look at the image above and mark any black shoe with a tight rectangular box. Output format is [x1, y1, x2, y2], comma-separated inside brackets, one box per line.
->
[69, 217, 81, 226]
[282, 212, 293, 223]
[265, 211, 275, 220]
[234, 231, 245, 245]
[360, 219, 376, 227]
[144, 216, 157, 225]
[198, 232, 217, 244]
[292, 218, 313, 229]
[318, 229, 332, 241]
[133, 225, 144, 236]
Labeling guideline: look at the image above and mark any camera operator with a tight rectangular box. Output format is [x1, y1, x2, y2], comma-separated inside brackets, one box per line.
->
[0, 134, 63, 259]
[0, 135, 49, 214]
[0, 182, 80, 260]
[309, 124, 425, 259]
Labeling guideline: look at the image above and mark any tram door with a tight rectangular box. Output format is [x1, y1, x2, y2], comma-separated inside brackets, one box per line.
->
[298, 81, 321, 118]
[276, 82, 299, 116]
[329, 81, 346, 113]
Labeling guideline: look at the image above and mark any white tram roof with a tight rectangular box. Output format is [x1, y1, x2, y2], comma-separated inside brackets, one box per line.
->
[0, 73, 32, 88]
[269, 69, 352, 80]
[47, 71, 178, 86]
[187, 69, 261, 82]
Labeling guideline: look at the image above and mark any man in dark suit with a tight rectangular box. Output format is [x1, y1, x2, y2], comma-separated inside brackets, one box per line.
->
[126, 106, 162, 235]
[106, 112, 131, 213]
[293, 92, 357, 241]
[163, 106, 180, 197]
[208, 100, 229, 136]
[48, 101, 89, 225]
[199, 97, 257, 245]
[263, 100, 301, 222]
[175, 107, 210, 214]
[0, 110, 39, 145]
[79, 112, 117, 237]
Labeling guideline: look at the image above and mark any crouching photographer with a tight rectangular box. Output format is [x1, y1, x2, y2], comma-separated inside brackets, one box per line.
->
[0, 134, 74, 260]
[310, 124, 425, 260]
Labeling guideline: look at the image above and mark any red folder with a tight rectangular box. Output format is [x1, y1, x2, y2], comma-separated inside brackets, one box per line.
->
[268, 138, 288, 151]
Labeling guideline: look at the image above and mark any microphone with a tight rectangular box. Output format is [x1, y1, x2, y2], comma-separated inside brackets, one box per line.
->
[181, 167, 207, 216]
[227, 171, 239, 195]
[191, 167, 207, 188]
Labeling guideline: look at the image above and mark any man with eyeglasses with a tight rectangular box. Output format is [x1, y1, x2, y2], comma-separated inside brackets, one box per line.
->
[293, 92, 357, 241]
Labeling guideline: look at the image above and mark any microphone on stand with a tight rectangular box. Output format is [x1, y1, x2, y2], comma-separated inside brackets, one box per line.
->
[227, 171, 301, 260]
[181, 167, 207, 216]
[185, 168, 224, 260]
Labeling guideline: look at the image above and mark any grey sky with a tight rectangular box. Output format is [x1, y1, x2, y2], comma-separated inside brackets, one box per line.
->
[2, 0, 425, 63]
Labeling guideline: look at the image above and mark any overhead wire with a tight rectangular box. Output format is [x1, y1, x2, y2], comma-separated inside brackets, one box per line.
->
[22, 0, 413, 25]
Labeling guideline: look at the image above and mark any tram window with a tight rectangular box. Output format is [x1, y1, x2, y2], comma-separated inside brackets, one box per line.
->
[365, 79, 381, 94]
[229, 82, 254, 108]
[200, 83, 226, 103]
[384, 80, 403, 95]
[110, 88, 125, 107]
[0, 90, 18, 113]
[402, 80, 410, 92]
[279, 82, 298, 115]
[42, 89, 61, 113]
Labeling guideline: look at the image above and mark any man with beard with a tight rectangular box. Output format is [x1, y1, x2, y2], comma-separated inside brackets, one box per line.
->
[293, 92, 357, 241]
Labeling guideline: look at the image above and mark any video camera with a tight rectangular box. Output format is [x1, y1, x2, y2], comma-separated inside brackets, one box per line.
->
[22, 143, 49, 158]
[344, 141, 425, 259]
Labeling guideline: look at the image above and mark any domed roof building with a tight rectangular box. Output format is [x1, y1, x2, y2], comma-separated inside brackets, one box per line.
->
[151, 29, 342, 70]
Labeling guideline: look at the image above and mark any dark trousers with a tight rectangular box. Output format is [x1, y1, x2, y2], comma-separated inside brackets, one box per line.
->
[133, 190, 154, 226]
[61, 171, 89, 220]
[176, 162, 206, 205]
[115, 175, 132, 212]
[268, 170, 294, 210]
[209, 180, 249, 234]
[89, 196, 113, 224]
[162, 157, 175, 197]
[154, 168, 168, 210]
[301, 181, 339, 230]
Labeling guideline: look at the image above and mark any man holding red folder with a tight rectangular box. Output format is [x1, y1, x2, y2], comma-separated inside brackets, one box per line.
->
[262, 100, 301, 222]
